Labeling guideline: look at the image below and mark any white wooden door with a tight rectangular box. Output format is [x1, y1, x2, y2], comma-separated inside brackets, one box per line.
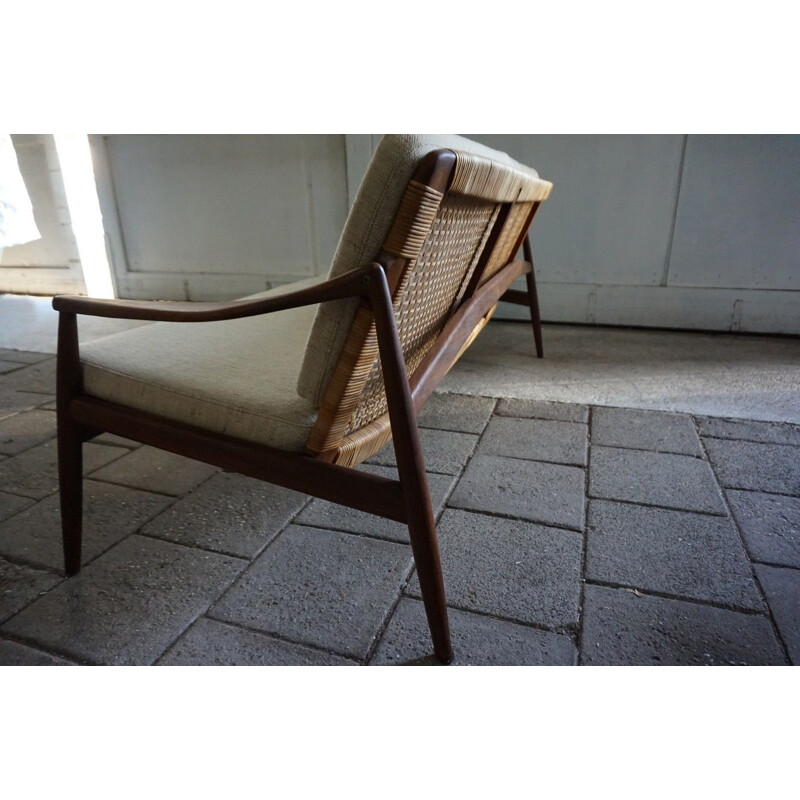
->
[92, 135, 349, 300]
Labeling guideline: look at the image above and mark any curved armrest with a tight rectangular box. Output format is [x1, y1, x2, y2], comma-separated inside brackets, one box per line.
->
[52, 264, 378, 322]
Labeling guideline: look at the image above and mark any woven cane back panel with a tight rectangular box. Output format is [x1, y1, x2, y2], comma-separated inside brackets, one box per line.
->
[480, 202, 534, 285]
[305, 181, 447, 455]
[307, 148, 552, 463]
[346, 195, 499, 433]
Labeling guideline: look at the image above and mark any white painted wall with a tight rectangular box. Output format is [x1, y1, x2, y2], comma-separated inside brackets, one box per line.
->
[89, 134, 799, 333]
[469, 135, 800, 334]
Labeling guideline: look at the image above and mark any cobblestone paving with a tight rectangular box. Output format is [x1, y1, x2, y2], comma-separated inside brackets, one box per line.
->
[0, 349, 797, 666]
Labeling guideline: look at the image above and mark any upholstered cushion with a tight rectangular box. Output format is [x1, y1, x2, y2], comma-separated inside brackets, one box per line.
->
[296, 134, 537, 406]
[81, 276, 324, 451]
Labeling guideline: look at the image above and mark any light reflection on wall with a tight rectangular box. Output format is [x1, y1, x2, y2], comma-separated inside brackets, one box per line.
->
[54, 134, 115, 298]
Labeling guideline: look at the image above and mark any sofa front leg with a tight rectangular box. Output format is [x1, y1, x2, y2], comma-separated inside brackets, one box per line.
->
[58, 422, 83, 575]
[404, 477, 454, 665]
[368, 265, 454, 664]
[56, 312, 84, 575]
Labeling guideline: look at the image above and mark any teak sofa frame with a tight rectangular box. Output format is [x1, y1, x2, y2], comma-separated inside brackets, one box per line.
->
[53, 149, 546, 665]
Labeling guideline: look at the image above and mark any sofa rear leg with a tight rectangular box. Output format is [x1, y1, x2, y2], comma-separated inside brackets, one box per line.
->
[523, 238, 544, 359]
[58, 422, 83, 575]
[526, 271, 544, 359]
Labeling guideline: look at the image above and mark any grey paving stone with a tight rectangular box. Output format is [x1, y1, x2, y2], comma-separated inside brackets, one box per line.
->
[704, 439, 800, 495]
[0, 491, 34, 523]
[0, 439, 126, 499]
[210, 525, 412, 660]
[495, 399, 589, 423]
[417, 393, 495, 434]
[592, 407, 702, 456]
[586, 500, 763, 611]
[371, 597, 577, 666]
[478, 416, 587, 466]
[0, 349, 52, 365]
[142, 472, 307, 558]
[0, 409, 57, 455]
[0, 388, 54, 421]
[0, 361, 27, 375]
[1, 535, 244, 665]
[158, 617, 356, 666]
[88, 445, 218, 496]
[754, 564, 800, 665]
[589, 446, 726, 514]
[449, 454, 586, 530]
[0, 639, 73, 666]
[2, 358, 56, 396]
[91, 433, 140, 448]
[406, 509, 583, 630]
[580, 584, 787, 666]
[0, 479, 174, 572]
[0, 557, 62, 624]
[366, 428, 478, 476]
[727, 490, 800, 568]
[697, 416, 800, 447]
[297, 465, 454, 544]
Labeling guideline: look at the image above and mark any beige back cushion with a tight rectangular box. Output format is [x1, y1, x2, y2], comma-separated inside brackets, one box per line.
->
[296, 134, 537, 407]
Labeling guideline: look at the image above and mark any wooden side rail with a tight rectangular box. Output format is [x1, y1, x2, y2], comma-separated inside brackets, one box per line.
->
[501, 289, 529, 306]
[69, 396, 408, 523]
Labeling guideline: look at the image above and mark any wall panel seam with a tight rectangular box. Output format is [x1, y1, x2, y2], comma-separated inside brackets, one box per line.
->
[661, 133, 688, 287]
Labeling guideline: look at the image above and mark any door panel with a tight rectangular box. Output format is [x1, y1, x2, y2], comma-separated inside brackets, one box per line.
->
[96, 135, 349, 300]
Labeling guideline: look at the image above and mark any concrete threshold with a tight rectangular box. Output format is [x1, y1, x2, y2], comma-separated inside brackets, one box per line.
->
[442, 321, 800, 424]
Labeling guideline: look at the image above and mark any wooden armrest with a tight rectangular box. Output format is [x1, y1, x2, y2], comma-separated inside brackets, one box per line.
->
[52, 264, 377, 322]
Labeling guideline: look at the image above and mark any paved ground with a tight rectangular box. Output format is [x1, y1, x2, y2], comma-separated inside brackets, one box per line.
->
[0, 347, 797, 666]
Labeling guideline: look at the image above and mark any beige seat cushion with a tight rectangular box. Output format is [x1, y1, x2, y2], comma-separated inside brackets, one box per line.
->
[296, 133, 538, 406]
[81, 277, 323, 451]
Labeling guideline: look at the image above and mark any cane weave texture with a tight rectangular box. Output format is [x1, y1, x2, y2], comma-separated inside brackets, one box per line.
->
[306, 143, 552, 464]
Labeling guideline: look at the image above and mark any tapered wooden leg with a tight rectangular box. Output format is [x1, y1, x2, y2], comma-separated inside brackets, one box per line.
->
[526, 271, 544, 359]
[56, 312, 84, 575]
[58, 422, 83, 575]
[369, 266, 454, 664]
[401, 463, 454, 665]
[523, 237, 544, 359]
